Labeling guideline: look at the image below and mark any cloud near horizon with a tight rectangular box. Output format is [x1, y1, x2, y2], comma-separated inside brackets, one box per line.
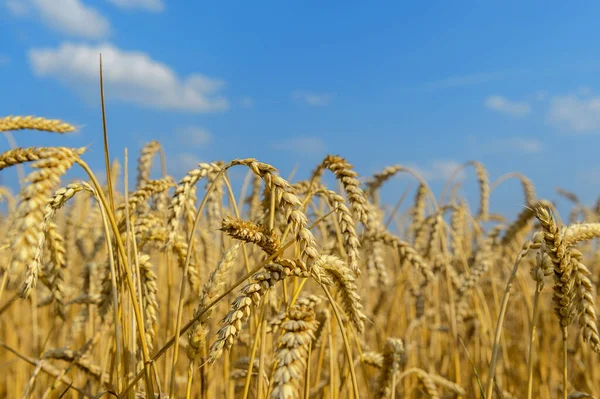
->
[484, 95, 531, 117]
[29, 42, 229, 113]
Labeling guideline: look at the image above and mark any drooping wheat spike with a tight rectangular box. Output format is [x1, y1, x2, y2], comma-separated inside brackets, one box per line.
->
[366, 238, 388, 289]
[134, 219, 201, 295]
[205, 161, 226, 230]
[270, 303, 319, 399]
[369, 229, 434, 284]
[534, 204, 576, 329]
[571, 249, 600, 353]
[361, 351, 384, 368]
[188, 244, 240, 362]
[138, 253, 159, 351]
[455, 232, 493, 300]
[316, 254, 366, 334]
[231, 158, 321, 272]
[42, 348, 107, 383]
[9, 147, 85, 298]
[374, 338, 406, 399]
[0, 115, 76, 133]
[208, 259, 310, 363]
[563, 222, 600, 247]
[468, 161, 489, 222]
[220, 216, 280, 256]
[116, 177, 175, 221]
[366, 164, 403, 204]
[136, 140, 162, 189]
[450, 202, 466, 256]
[314, 189, 361, 275]
[245, 174, 263, 220]
[312, 155, 370, 226]
[44, 182, 96, 223]
[557, 188, 580, 204]
[499, 200, 552, 252]
[43, 221, 67, 318]
[416, 370, 441, 399]
[166, 162, 221, 245]
[409, 183, 427, 242]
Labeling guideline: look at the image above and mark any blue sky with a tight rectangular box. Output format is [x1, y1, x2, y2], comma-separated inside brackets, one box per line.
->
[1, 1, 600, 218]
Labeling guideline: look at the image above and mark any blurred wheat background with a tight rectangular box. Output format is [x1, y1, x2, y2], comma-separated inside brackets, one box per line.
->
[0, 114, 599, 399]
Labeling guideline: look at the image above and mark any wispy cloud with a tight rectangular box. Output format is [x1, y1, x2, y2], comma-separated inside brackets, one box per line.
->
[272, 137, 326, 155]
[176, 127, 212, 147]
[8, 0, 110, 39]
[106, 0, 164, 12]
[410, 160, 464, 181]
[291, 91, 333, 106]
[29, 42, 229, 113]
[5, 0, 29, 15]
[484, 95, 531, 117]
[547, 92, 600, 133]
[171, 152, 202, 175]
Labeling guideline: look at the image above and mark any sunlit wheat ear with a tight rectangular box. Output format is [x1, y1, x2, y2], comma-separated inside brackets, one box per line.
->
[408, 183, 427, 241]
[370, 228, 434, 284]
[312, 154, 370, 226]
[136, 140, 162, 189]
[270, 303, 319, 399]
[166, 162, 221, 244]
[454, 232, 493, 307]
[205, 161, 225, 231]
[231, 158, 320, 271]
[499, 200, 552, 251]
[374, 338, 406, 399]
[314, 189, 361, 275]
[208, 259, 310, 364]
[10, 147, 85, 298]
[43, 221, 67, 318]
[0, 115, 76, 133]
[316, 254, 366, 334]
[268, 294, 321, 334]
[187, 244, 240, 362]
[116, 177, 175, 221]
[534, 204, 577, 329]
[220, 216, 280, 256]
[138, 253, 159, 351]
[365, 164, 404, 204]
[563, 222, 600, 247]
[571, 249, 600, 353]
[467, 161, 489, 222]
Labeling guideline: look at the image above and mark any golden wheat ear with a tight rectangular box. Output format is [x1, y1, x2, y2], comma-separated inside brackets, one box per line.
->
[0, 116, 76, 133]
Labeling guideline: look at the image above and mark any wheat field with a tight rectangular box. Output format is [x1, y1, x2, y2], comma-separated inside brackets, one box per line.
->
[0, 114, 599, 399]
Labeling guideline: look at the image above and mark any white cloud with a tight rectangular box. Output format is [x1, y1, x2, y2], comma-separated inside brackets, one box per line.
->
[484, 95, 531, 117]
[171, 153, 202, 175]
[547, 94, 600, 133]
[272, 137, 326, 155]
[5, 0, 29, 15]
[106, 0, 164, 12]
[410, 160, 464, 182]
[240, 96, 255, 108]
[177, 127, 212, 147]
[291, 91, 333, 106]
[8, 0, 110, 38]
[29, 43, 229, 113]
